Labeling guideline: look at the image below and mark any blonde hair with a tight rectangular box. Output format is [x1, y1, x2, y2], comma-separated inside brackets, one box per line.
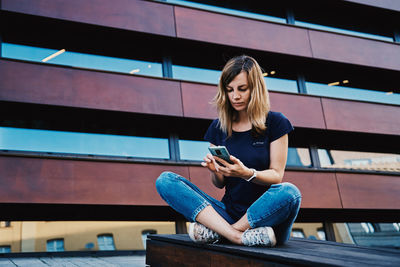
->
[213, 55, 270, 137]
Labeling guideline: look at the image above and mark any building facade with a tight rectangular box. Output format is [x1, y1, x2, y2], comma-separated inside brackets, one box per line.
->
[1, 0, 400, 252]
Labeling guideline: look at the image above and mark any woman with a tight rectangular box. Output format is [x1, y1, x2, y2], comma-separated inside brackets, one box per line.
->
[156, 55, 301, 247]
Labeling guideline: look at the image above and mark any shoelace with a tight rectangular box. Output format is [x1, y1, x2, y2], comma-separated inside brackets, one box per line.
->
[197, 224, 218, 241]
[244, 228, 269, 246]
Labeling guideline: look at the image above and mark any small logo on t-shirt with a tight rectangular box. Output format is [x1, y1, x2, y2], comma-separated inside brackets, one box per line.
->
[252, 141, 265, 146]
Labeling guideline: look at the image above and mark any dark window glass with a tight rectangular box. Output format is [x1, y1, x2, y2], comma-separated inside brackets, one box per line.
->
[292, 1, 396, 42]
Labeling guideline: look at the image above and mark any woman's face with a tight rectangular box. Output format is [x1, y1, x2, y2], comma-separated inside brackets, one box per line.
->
[226, 71, 251, 112]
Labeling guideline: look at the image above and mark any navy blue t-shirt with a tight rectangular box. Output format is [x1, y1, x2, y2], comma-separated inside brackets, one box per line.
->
[204, 111, 294, 221]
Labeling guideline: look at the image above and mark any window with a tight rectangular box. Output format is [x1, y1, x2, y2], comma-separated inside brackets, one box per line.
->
[346, 222, 400, 249]
[141, 230, 157, 250]
[46, 239, 64, 252]
[179, 140, 210, 161]
[0, 127, 170, 159]
[265, 77, 298, 93]
[317, 228, 326, 241]
[305, 81, 400, 106]
[292, 229, 305, 238]
[172, 65, 221, 84]
[0, 221, 11, 227]
[287, 148, 311, 167]
[317, 149, 400, 173]
[97, 234, 116, 251]
[0, 246, 11, 253]
[1, 43, 163, 78]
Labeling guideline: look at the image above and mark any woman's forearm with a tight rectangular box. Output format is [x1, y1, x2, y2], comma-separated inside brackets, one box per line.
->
[211, 172, 226, 188]
[250, 168, 283, 186]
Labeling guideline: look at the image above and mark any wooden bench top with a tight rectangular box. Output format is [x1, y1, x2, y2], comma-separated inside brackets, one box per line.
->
[146, 234, 400, 267]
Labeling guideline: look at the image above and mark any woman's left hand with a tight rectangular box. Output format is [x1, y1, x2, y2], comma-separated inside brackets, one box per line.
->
[213, 155, 252, 179]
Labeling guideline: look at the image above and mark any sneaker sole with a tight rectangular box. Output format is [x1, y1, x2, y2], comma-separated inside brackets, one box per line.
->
[188, 222, 196, 242]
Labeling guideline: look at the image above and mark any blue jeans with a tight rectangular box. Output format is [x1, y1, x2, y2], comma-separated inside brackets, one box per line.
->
[156, 171, 302, 245]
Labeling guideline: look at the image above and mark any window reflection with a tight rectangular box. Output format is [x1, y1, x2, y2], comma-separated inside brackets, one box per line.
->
[287, 148, 312, 167]
[306, 81, 400, 106]
[295, 21, 394, 42]
[346, 222, 400, 248]
[318, 149, 400, 173]
[46, 239, 64, 252]
[179, 140, 210, 161]
[265, 77, 298, 93]
[97, 234, 116, 251]
[172, 65, 299, 94]
[1, 43, 163, 77]
[0, 246, 11, 253]
[0, 127, 170, 159]
[172, 65, 221, 84]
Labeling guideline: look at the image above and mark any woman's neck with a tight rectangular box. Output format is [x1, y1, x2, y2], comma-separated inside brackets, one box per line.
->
[232, 111, 251, 132]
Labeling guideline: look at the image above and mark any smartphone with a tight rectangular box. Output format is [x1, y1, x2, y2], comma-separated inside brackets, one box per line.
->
[208, 146, 233, 164]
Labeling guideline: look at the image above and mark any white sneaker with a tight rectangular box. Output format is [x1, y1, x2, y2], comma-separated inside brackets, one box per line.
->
[241, 226, 277, 247]
[188, 222, 220, 244]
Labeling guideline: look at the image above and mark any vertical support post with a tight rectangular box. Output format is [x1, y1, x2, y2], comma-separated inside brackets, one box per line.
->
[297, 74, 307, 94]
[175, 220, 188, 234]
[168, 133, 180, 162]
[323, 222, 336, 242]
[309, 146, 321, 168]
[162, 56, 173, 78]
[394, 29, 400, 43]
[286, 8, 295, 25]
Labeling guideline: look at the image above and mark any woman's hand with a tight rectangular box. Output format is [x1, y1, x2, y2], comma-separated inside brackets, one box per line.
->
[201, 153, 220, 173]
[213, 155, 252, 179]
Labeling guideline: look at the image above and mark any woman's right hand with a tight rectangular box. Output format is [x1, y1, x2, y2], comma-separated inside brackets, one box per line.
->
[201, 153, 220, 173]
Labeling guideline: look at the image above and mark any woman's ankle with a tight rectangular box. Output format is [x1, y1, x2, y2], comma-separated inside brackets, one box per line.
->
[225, 229, 244, 245]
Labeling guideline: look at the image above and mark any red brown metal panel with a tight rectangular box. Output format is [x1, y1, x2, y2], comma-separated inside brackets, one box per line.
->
[0, 59, 183, 116]
[190, 168, 342, 209]
[336, 173, 400, 209]
[309, 30, 400, 71]
[284, 171, 342, 209]
[1, 0, 176, 37]
[175, 7, 312, 57]
[322, 98, 400, 135]
[188, 166, 225, 201]
[0, 156, 189, 206]
[343, 0, 400, 11]
[181, 82, 218, 119]
[270, 92, 326, 129]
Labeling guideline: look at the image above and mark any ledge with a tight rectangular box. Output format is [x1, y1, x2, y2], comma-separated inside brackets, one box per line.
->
[146, 234, 400, 267]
